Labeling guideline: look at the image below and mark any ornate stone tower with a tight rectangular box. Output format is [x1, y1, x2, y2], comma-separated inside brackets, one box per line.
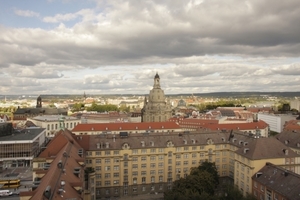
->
[141, 73, 172, 122]
[36, 95, 42, 108]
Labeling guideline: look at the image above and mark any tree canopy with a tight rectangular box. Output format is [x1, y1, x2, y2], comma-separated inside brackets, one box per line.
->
[164, 161, 219, 200]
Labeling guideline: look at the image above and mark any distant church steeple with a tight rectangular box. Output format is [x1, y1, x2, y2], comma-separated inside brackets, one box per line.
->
[36, 95, 42, 108]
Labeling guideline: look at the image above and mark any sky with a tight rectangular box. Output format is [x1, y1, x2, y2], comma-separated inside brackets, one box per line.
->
[0, 0, 300, 95]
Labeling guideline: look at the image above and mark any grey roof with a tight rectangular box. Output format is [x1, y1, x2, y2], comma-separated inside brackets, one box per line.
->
[0, 127, 45, 141]
[235, 137, 298, 159]
[276, 131, 300, 150]
[84, 130, 253, 151]
[253, 163, 300, 199]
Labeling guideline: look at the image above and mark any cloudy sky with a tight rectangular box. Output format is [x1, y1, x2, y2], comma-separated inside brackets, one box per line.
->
[1, 0, 300, 95]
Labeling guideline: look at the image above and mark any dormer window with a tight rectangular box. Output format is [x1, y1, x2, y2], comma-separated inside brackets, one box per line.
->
[141, 141, 145, 147]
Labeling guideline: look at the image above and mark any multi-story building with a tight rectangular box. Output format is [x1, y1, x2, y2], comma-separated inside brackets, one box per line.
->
[141, 73, 172, 122]
[28, 115, 81, 137]
[276, 130, 300, 155]
[0, 123, 46, 169]
[73, 129, 300, 199]
[257, 113, 296, 133]
[234, 137, 300, 196]
[21, 129, 89, 200]
[72, 121, 183, 135]
[252, 162, 300, 200]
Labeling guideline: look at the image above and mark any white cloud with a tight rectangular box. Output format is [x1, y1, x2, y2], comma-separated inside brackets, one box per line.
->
[14, 9, 40, 17]
[1, 0, 300, 94]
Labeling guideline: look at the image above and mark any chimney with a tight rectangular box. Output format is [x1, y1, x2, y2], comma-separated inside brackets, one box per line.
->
[113, 135, 116, 142]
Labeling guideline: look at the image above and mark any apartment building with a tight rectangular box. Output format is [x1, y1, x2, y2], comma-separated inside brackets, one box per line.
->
[75, 131, 233, 199]
[234, 137, 300, 196]
[252, 162, 300, 200]
[276, 130, 300, 155]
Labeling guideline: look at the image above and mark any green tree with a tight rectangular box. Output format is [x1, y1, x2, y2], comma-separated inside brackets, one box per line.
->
[164, 161, 219, 200]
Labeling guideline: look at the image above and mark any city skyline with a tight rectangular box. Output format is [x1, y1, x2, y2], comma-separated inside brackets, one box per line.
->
[1, 0, 300, 95]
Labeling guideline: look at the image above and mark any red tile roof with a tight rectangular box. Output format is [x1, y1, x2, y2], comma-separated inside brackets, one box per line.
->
[72, 121, 181, 132]
[20, 129, 85, 200]
[200, 120, 268, 131]
[283, 120, 300, 131]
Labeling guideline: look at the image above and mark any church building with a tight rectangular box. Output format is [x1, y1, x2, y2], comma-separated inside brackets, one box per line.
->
[141, 73, 172, 122]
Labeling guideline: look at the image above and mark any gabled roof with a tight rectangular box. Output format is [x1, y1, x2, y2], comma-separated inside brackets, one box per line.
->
[235, 137, 298, 160]
[21, 130, 85, 199]
[72, 121, 181, 132]
[283, 120, 300, 131]
[276, 130, 300, 150]
[252, 163, 300, 199]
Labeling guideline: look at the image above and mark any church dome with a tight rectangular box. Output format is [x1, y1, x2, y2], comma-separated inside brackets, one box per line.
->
[177, 99, 186, 107]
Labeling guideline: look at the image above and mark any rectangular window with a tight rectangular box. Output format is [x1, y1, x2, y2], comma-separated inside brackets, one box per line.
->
[151, 148, 156, 153]
[113, 165, 118, 171]
[150, 170, 155, 175]
[192, 153, 196, 158]
[183, 154, 188, 159]
[105, 159, 110, 164]
[150, 156, 156, 161]
[141, 149, 147, 154]
[176, 147, 181, 152]
[141, 164, 147, 168]
[158, 148, 164, 153]
[132, 171, 138, 176]
[158, 170, 163, 174]
[132, 164, 138, 169]
[184, 147, 189, 151]
[158, 162, 163, 168]
[113, 173, 119, 178]
[150, 163, 156, 168]
[158, 155, 164, 160]
[105, 173, 111, 178]
[141, 156, 147, 162]
[176, 154, 181, 159]
[192, 146, 197, 150]
[96, 151, 101, 156]
[114, 158, 119, 163]
[183, 161, 188, 165]
[132, 157, 138, 162]
[132, 149, 138, 154]
[192, 160, 197, 165]
[114, 150, 119, 155]
[176, 161, 181, 166]
[141, 171, 146, 176]
[105, 151, 110, 155]
[105, 181, 111, 186]
[96, 159, 101, 164]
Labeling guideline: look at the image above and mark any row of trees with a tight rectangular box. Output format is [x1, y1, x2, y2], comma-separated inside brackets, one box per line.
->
[164, 162, 255, 200]
[71, 102, 130, 113]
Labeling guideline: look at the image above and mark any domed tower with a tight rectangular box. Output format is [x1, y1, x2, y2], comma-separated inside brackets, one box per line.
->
[36, 95, 42, 108]
[142, 73, 172, 122]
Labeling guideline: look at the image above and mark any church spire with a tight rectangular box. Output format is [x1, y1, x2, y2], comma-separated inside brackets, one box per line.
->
[153, 72, 161, 89]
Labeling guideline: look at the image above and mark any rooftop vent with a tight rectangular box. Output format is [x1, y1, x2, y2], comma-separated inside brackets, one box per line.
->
[43, 186, 51, 199]
[57, 160, 63, 169]
[244, 148, 249, 154]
